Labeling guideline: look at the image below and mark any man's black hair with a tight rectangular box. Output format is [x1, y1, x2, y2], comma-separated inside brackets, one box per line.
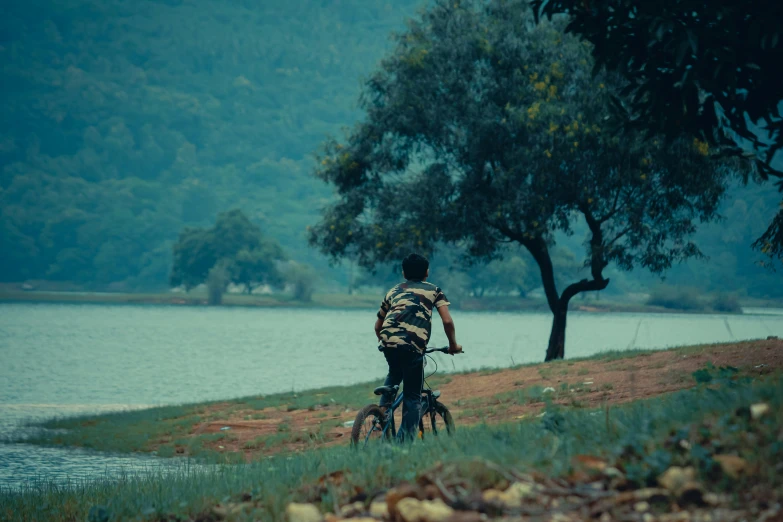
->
[402, 253, 429, 281]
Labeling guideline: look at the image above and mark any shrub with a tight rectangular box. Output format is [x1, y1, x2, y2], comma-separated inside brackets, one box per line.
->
[283, 262, 317, 302]
[710, 293, 742, 313]
[646, 285, 706, 311]
[207, 264, 229, 305]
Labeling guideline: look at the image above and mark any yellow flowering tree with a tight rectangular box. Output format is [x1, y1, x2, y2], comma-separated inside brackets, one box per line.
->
[309, 0, 735, 361]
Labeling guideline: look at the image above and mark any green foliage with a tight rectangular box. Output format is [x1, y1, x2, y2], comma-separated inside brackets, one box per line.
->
[0, 0, 422, 288]
[710, 293, 742, 313]
[532, 0, 783, 258]
[170, 209, 286, 295]
[282, 262, 318, 302]
[692, 362, 740, 385]
[646, 285, 706, 311]
[309, 0, 732, 360]
[4, 374, 781, 521]
[207, 263, 229, 306]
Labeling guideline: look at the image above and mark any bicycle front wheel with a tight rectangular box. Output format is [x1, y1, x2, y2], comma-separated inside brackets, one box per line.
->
[351, 404, 391, 446]
[419, 402, 455, 439]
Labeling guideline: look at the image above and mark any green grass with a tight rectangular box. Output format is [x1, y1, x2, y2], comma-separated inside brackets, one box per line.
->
[3, 370, 781, 522]
[19, 380, 379, 461]
[17, 340, 770, 461]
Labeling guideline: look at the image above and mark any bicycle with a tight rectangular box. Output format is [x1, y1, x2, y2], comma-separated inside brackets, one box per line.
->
[350, 347, 458, 446]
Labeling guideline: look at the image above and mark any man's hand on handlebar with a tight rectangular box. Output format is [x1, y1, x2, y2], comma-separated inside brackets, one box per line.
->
[425, 346, 464, 354]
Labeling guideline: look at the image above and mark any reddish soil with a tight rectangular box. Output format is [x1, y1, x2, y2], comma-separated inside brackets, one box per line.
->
[177, 339, 783, 460]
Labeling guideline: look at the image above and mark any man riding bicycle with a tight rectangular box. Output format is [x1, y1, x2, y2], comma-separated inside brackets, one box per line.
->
[374, 253, 462, 442]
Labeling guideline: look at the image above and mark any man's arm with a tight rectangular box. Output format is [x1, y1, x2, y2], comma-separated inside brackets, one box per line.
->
[375, 311, 386, 340]
[436, 305, 462, 354]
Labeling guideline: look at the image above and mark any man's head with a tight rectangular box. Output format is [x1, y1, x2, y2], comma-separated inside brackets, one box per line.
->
[402, 253, 429, 281]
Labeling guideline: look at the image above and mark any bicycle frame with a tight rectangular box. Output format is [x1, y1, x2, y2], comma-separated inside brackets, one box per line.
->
[365, 347, 449, 444]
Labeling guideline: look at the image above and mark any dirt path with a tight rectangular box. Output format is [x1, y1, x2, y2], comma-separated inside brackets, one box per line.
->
[177, 339, 782, 460]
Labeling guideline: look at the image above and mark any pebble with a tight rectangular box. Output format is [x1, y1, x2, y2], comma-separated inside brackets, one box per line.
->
[286, 503, 323, 522]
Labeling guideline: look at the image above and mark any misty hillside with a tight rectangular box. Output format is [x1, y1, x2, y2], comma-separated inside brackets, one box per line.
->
[1, 0, 780, 296]
[0, 0, 422, 287]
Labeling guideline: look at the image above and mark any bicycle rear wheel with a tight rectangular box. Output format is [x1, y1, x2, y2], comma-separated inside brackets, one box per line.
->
[418, 402, 455, 439]
[351, 404, 391, 446]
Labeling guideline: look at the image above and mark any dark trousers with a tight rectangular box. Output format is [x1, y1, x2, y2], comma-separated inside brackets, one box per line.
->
[379, 348, 424, 442]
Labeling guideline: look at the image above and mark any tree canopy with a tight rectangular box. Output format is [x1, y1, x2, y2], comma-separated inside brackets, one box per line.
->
[1, 0, 779, 293]
[309, 0, 736, 360]
[531, 0, 783, 266]
[0, 0, 421, 288]
[170, 209, 285, 293]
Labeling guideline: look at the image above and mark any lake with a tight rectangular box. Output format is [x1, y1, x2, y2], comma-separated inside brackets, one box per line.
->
[1, 302, 782, 490]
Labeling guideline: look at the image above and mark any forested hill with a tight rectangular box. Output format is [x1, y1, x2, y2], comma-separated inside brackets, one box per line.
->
[0, 0, 422, 288]
[1, 0, 780, 297]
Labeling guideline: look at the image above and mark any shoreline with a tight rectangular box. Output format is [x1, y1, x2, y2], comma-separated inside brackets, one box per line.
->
[18, 338, 783, 463]
[3, 339, 782, 521]
[1, 289, 775, 314]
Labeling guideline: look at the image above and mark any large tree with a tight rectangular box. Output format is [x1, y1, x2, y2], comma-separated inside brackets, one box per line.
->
[170, 209, 285, 293]
[531, 0, 783, 265]
[309, 0, 736, 360]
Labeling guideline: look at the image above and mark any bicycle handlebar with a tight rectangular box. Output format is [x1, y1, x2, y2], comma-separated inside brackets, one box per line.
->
[425, 347, 465, 354]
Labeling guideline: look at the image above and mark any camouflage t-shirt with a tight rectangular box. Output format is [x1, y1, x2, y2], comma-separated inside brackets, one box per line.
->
[377, 281, 450, 354]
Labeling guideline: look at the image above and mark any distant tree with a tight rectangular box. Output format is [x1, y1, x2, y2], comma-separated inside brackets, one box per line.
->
[309, 0, 734, 360]
[170, 228, 215, 292]
[169, 209, 286, 295]
[463, 255, 536, 298]
[283, 262, 318, 302]
[233, 247, 284, 294]
[207, 262, 231, 305]
[532, 0, 783, 263]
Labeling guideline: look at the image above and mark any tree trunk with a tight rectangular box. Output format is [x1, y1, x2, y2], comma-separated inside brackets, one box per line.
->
[545, 303, 568, 361]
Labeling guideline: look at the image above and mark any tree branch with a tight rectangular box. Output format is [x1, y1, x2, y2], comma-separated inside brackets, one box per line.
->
[561, 277, 610, 304]
[494, 223, 561, 314]
[579, 203, 609, 283]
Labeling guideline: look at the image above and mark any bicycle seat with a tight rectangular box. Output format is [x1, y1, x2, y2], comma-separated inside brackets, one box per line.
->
[373, 385, 399, 396]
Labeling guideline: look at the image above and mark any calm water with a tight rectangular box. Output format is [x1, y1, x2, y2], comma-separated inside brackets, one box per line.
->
[1, 302, 782, 489]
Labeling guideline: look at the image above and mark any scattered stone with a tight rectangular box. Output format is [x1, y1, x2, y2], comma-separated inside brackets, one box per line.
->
[658, 466, 697, 495]
[370, 502, 390, 520]
[339, 502, 366, 518]
[396, 498, 454, 522]
[633, 488, 670, 502]
[444, 512, 485, 522]
[287, 503, 323, 522]
[481, 482, 535, 508]
[750, 403, 770, 420]
[386, 484, 421, 516]
[713, 454, 748, 479]
[634, 501, 650, 512]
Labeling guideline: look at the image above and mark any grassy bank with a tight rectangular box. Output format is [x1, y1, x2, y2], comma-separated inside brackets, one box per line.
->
[3, 363, 781, 521]
[16, 340, 782, 464]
